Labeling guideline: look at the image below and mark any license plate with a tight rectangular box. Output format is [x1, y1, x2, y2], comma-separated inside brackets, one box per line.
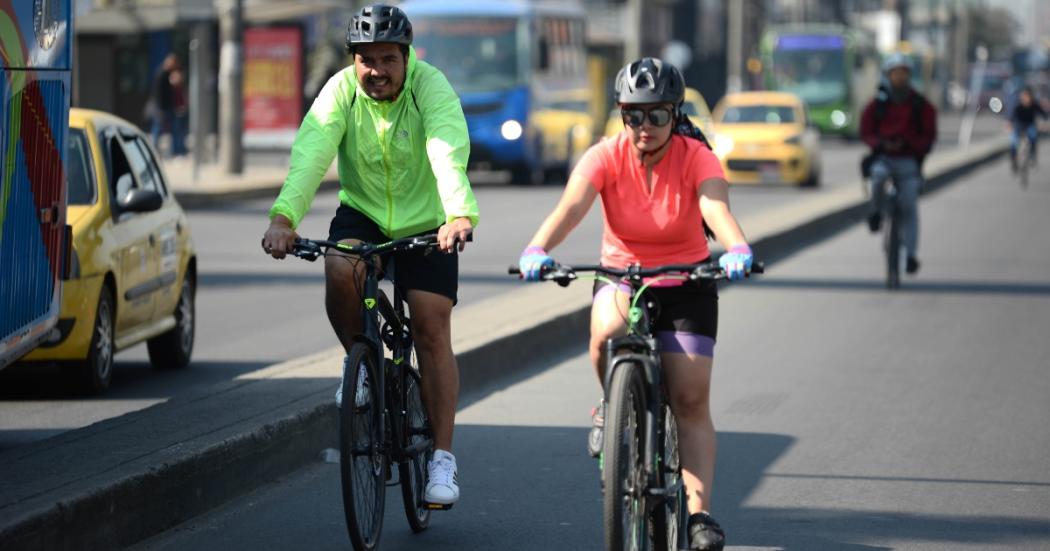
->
[759, 163, 780, 183]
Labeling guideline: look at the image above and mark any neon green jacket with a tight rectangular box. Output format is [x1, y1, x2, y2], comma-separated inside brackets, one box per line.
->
[269, 46, 479, 238]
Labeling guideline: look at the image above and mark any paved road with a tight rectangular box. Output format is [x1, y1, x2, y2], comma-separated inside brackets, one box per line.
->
[131, 155, 1050, 550]
[0, 113, 1005, 449]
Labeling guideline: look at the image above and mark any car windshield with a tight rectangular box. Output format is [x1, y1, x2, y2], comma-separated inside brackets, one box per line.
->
[720, 105, 796, 124]
[772, 40, 847, 106]
[412, 16, 521, 93]
[67, 129, 95, 205]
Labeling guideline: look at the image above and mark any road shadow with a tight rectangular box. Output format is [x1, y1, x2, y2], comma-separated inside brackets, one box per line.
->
[745, 277, 1050, 297]
[0, 359, 271, 401]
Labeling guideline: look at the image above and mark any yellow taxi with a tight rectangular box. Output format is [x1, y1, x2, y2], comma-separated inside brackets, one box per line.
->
[21, 108, 197, 393]
[531, 90, 596, 180]
[604, 87, 715, 139]
[710, 91, 822, 187]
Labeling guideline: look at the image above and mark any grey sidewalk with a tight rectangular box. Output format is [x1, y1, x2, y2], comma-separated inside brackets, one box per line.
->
[0, 135, 1009, 550]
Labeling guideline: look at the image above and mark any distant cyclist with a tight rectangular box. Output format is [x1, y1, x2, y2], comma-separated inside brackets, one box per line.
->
[1008, 85, 1048, 173]
[260, 4, 478, 508]
[860, 52, 936, 275]
[519, 58, 752, 551]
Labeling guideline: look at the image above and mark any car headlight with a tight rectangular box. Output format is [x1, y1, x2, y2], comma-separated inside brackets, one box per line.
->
[989, 97, 1003, 114]
[785, 134, 802, 145]
[501, 120, 523, 141]
[713, 134, 734, 158]
[830, 110, 848, 128]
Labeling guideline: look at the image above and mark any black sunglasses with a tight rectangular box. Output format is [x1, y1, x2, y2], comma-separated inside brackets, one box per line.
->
[621, 106, 674, 128]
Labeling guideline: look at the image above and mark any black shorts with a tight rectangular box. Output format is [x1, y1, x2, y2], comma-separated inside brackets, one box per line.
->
[328, 205, 458, 303]
[592, 272, 718, 340]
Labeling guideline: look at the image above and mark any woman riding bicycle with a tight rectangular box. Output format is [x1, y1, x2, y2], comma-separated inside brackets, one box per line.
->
[1009, 85, 1048, 173]
[518, 57, 752, 551]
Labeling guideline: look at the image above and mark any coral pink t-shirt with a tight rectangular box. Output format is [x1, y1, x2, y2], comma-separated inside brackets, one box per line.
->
[574, 133, 725, 268]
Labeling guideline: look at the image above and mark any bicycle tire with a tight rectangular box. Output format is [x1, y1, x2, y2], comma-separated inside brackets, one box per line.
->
[399, 361, 433, 532]
[885, 203, 901, 290]
[1019, 140, 1030, 189]
[340, 343, 387, 551]
[603, 361, 651, 551]
[651, 405, 684, 551]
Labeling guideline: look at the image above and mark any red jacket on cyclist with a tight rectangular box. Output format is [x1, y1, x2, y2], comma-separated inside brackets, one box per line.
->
[860, 84, 936, 161]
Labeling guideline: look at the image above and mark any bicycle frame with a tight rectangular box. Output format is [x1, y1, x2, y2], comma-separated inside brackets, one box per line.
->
[351, 255, 433, 462]
[602, 282, 685, 512]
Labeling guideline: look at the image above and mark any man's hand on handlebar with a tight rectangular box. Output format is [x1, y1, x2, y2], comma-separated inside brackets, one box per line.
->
[262, 215, 299, 259]
[438, 217, 473, 253]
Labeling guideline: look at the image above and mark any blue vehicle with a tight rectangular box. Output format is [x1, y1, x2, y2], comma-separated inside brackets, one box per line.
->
[1, 0, 73, 368]
[402, 0, 591, 185]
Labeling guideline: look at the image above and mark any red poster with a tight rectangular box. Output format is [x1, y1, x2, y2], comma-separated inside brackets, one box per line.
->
[243, 26, 302, 145]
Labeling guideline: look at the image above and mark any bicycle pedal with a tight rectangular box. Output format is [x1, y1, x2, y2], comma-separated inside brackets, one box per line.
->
[424, 502, 454, 511]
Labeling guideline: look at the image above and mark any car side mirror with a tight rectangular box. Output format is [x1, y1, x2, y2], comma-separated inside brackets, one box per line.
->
[120, 188, 163, 213]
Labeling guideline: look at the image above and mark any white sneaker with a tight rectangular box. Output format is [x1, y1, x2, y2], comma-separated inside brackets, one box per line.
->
[425, 449, 460, 505]
[335, 358, 370, 410]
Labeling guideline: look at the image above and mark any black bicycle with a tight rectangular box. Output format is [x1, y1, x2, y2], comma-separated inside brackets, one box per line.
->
[292, 234, 447, 551]
[511, 260, 762, 551]
[877, 178, 904, 290]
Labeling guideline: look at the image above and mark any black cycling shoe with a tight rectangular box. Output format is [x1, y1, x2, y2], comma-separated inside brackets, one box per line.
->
[866, 211, 882, 233]
[688, 512, 726, 551]
[587, 400, 605, 458]
[906, 256, 920, 274]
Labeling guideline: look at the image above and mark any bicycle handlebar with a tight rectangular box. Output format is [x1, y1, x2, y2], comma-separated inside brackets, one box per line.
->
[507, 260, 764, 285]
[289, 233, 472, 262]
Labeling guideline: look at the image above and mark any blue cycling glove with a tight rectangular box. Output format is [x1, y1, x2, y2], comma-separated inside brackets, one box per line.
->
[719, 244, 753, 281]
[519, 245, 555, 281]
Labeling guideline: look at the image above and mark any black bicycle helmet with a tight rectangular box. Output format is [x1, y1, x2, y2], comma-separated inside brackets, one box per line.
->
[346, 4, 413, 51]
[615, 58, 685, 105]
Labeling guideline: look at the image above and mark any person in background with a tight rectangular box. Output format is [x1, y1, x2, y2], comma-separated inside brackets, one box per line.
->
[859, 53, 936, 275]
[1008, 85, 1048, 172]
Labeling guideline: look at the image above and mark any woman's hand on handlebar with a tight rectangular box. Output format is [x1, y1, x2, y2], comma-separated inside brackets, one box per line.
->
[262, 215, 299, 259]
[439, 217, 473, 253]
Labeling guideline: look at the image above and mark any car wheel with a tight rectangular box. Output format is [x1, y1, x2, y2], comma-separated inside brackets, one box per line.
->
[801, 170, 820, 188]
[147, 274, 195, 370]
[80, 286, 115, 394]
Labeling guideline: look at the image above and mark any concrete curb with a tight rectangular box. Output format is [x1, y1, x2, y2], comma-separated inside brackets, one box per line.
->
[0, 138, 1008, 550]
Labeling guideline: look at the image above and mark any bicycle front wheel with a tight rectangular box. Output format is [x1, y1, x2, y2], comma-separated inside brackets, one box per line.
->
[603, 361, 651, 551]
[398, 361, 433, 532]
[340, 343, 387, 551]
[885, 205, 901, 290]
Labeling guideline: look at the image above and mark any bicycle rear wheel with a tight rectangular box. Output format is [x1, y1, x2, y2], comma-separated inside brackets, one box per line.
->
[340, 343, 387, 551]
[651, 405, 684, 551]
[603, 361, 652, 551]
[398, 360, 433, 532]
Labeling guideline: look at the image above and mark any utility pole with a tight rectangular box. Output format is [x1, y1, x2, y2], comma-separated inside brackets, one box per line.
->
[726, 0, 743, 93]
[219, 0, 244, 175]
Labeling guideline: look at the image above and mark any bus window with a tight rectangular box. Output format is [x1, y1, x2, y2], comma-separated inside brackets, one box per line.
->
[412, 17, 521, 92]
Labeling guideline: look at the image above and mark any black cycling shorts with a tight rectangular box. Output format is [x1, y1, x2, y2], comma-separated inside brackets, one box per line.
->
[592, 271, 718, 340]
[328, 205, 458, 304]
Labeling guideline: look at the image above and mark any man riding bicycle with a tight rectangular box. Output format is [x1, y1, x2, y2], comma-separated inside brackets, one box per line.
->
[860, 52, 936, 275]
[261, 4, 478, 508]
[518, 58, 753, 551]
[1008, 85, 1048, 173]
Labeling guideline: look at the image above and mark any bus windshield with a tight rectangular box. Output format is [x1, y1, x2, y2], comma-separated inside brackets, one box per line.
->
[772, 36, 848, 106]
[412, 17, 521, 93]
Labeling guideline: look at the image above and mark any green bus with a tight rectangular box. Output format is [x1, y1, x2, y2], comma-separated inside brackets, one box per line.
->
[760, 25, 879, 136]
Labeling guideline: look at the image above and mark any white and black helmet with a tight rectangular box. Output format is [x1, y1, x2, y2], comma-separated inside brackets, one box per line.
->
[346, 4, 413, 51]
[615, 58, 685, 105]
